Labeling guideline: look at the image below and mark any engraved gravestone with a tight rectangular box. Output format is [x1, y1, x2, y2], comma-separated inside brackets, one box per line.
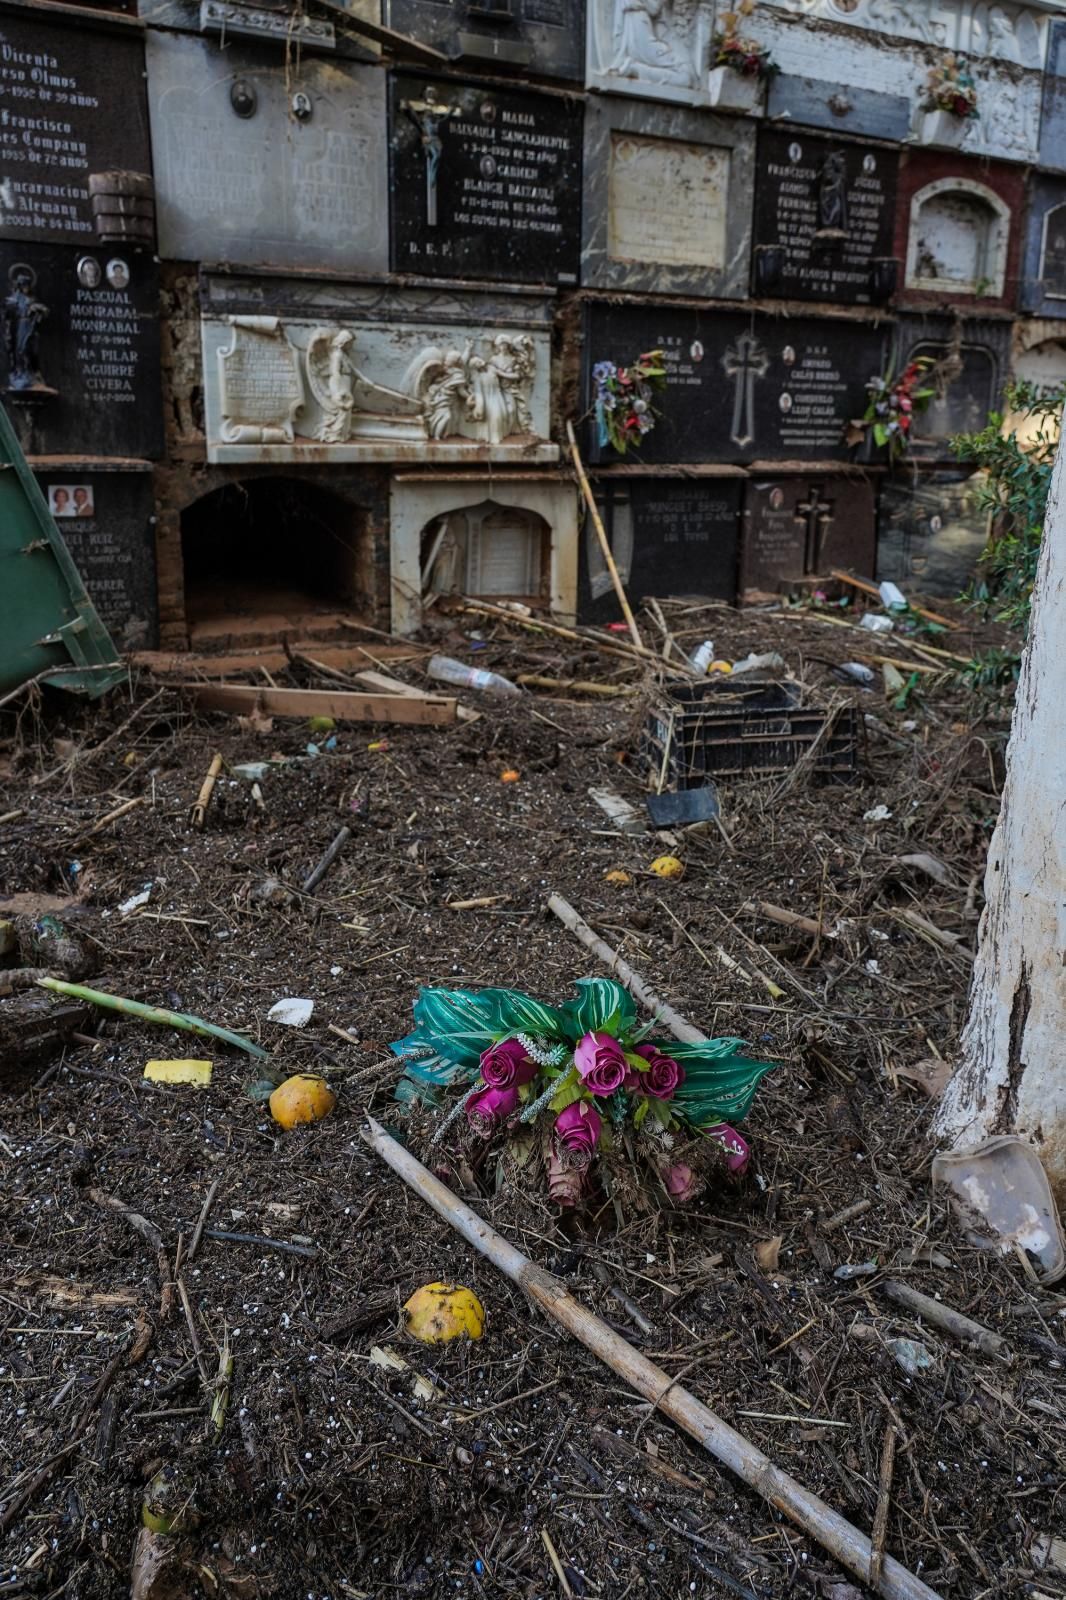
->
[0, 241, 162, 459]
[896, 314, 1009, 461]
[34, 467, 158, 648]
[1021, 174, 1066, 317]
[580, 478, 741, 622]
[583, 97, 755, 298]
[146, 30, 388, 274]
[389, 75, 582, 285]
[1040, 18, 1066, 172]
[752, 130, 899, 306]
[0, 15, 151, 248]
[740, 475, 876, 595]
[384, 0, 584, 80]
[585, 303, 886, 465]
[877, 470, 989, 597]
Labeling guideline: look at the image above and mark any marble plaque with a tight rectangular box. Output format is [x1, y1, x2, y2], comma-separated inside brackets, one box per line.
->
[1023, 176, 1066, 316]
[146, 31, 388, 274]
[583, 97, 754, 297]
[384, 0, 584, 80]
[584, 302, 886, 465]
[764, 1, 1048, 67]
[752, 130, 898, 306]
[0, 15, 151, 248]
[580, 478, 741, 623]
[389, 75, 582, 285]
[1, 242, 163, 460]
[202, 309, 557, 464]
[877, 469, 989, 597]
[586, 0, 714, 105]
[33, 466, 158, 649]
[741, 475, 876, 595]
[766, 74, 912, 142]
[895, 312, 1010, 461]
[198, 1, 335, 45]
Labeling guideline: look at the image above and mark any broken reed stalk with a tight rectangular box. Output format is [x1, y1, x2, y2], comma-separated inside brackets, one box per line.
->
[190, 752, 223, 830]
[35, 977, 270, 1061]
[565, 420, 643, 653]
[302, 825, 352, 893]
[547, 893, 706, 1044]
[361, 1116, 943, 1600]
[879, 1280, 1011, 1362]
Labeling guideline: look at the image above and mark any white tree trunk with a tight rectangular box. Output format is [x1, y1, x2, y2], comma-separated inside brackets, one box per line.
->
[934, 439, 1066, 1196]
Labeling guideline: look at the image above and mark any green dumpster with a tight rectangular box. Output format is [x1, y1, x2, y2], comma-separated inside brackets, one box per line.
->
[0, 403, 126, 701]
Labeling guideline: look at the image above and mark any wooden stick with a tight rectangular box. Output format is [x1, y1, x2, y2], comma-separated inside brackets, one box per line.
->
[879, 1281, 1011, 1362]
[187, 1176, 220, 1265]
[181, 683, 457, 725]
[547, 893, 705, 1044]
[869, 1424, 897, 1590]
[458, 597, 675, 674]
[190, 753, 223, 830]
[565, 420, 643, 651]
[517, 674, 636, 698]
[829, 569, 957, 630]
[302, 826, 352, 893]
[744, 901, 827, 939]
[74, 794, 145, 842]
[361, 1117, 943, 1600]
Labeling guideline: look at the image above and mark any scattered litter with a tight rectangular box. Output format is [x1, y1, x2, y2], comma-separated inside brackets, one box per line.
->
[690, 640, 716, 673]
[932, 1135, 1066, 1284]
[645, 786, 720, 827]
[143, 1059, 212, 1088]
[589, 786, 645, 835]
[427, 655, 521, 698]
[232, 762, 282, 782]
[755, 1236, 783, 1272]
[369, 1343, 442, 1403]
[649, 854, 685, 880]
[863, 805, 892, 823]
[860, 613, 894, 634]
[268, 1073, 336, 1129]
[883, 663, 906, 695]
[118, 884, 152, 916]
[267, 996, 315, 1028]
[879, 580, 908, 610]
[403, 1282, 485, 1345]
[836, 662, 876, 686]
[887, 1337, 937, 1376]
[730, 650, 787, 677]
[865, 959, 882, 976]
[1032, 1534, 1066, 1575]
[330, 964, 343, 976]
[249, 877, 293, 908]
[895, 1058, 954, 1098]
[894, 852, 952, 886]
[834, 1261, 878, 1280]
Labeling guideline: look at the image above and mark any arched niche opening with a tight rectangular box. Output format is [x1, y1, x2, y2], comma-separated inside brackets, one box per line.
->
[906, 179, 1010, 298]
[421, 498, 551, 602]
[179, 475, 367, 642]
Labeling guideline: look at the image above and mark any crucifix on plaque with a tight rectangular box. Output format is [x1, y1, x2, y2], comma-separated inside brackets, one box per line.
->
[796, 485, 834, 573]
[403, 86, 458, 228]
[722, 333, 769, 449]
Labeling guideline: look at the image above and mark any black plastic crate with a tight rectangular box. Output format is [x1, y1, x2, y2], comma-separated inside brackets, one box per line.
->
[641, 678, 861, 787]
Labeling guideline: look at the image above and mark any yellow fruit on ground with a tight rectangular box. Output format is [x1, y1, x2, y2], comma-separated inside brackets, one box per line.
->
[403, 1282, 485, 1344]
[605, 869, 632, 885]
[268, 1074, 336, 1130]
[500, 768, 520, 783]
[649, 855, 685, 879]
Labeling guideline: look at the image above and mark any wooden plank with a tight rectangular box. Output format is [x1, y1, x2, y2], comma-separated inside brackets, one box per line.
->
[829, 569, 958, 630]
[179, 683, 457, 726]
[133, 642, 423, 679]
[350, 669, 481, 726]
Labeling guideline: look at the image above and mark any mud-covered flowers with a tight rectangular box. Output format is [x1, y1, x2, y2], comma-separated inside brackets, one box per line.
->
[592, 350, 667, 455]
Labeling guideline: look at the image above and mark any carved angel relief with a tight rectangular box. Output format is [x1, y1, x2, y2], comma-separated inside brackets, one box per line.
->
[403, 334, 538, 445]
[592, 0, 711, 93]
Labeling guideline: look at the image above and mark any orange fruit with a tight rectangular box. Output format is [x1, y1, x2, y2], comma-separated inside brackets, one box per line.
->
[500, 769, 520, 783]
[268, 1074, 336, 1130]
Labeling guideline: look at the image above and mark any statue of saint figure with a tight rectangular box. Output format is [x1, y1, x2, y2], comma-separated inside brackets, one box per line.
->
[816, 151, 849, 240]
[3, 264, 49, 392]
[609, 0, 694, 87]
[307, 329, 357, 443]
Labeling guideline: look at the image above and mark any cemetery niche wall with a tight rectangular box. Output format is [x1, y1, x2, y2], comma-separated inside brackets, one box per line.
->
[0, 12, 152, 249]
[1040, 15, 1066, 170]
[895, 150, 1024, 311]
[199, 273, 558, 465]
[894, 311, 1011, 461]
[752, 129, 899, 306]
[388, 75, 582, 285]
[579, 477, 743, 624]
[0, 241, 163, 460]
[740, 473, 877, 599]
[585, 0, 718, 109]
[31, 465, 158, 649]
[581, 96, 755, 299]
[1021, 174, 1066, 318]
[876, 468, 990, 597]
[584, 303, 887, 466]
[383, 0, 584, 80]
[144, 30, 388, 274]
[1006, 321, 1066, 444]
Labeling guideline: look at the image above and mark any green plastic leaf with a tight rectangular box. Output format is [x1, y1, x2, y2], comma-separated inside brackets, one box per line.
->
[669, 1041, 776, 1128]
[559, 978, 638, 1041]
[474, 987, 567, 1042]
[411, 986, 503, 1066]
[394, 1076, 443, 1110]
[633, 1098, 650, 1129]
[549, 1079, 585, 1114]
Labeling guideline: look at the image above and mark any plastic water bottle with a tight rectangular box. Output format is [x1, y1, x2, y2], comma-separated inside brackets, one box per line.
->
[691, 640, 716, 674]
[427, 655, 522, 699]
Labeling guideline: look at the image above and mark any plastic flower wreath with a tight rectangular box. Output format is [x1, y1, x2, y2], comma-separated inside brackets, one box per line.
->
[392, 978, 775, 1208]
[713, 1, 778, 79]
[924, 56, 978, 119]
[858, 358, 935, 462]
[592, 350, 667, 456]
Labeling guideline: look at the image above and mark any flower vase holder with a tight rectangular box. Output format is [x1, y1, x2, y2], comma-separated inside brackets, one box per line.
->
[708, 66, 762, 112]
[919, 108, 969, 148]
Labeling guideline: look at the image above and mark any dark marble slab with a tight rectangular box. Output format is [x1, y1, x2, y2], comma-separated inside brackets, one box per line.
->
[895, 312, 1011, 462]
[1021, 172, 1066, 318]
[580, 477, 741, 622]
[32, 465, 158, 649]
[384, 0, 584, 79]
[877, 468, 988, 598]
[741, 474, 876, 595]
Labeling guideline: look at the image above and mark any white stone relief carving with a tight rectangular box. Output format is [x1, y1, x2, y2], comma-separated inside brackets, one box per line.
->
[766, 0, 1046, 66]
[404, 335, 537, 445]
[588, 0, 714, 102]
[306, 329, 356, 443]
[217, 316, 304, 445]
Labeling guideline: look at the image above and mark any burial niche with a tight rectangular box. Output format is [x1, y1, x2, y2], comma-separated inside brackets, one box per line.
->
[1040, 201, 1066, 299]
[180, 477, 367, 634]
[906, 179, 1010, 297]
[421, 499, 549, 601]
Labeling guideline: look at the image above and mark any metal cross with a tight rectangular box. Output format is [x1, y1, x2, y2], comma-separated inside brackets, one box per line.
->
[403, 87, 458, 228]
[796, 486, 833, 573]
[722, 334, 769, 449]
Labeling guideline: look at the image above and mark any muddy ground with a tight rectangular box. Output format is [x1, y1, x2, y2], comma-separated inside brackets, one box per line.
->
[1, 599, 1064, 1600]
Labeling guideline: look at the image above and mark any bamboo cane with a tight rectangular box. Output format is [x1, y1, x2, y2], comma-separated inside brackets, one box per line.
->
[190, 753, 224, 830]
[565, 420, 643, 652]
[360, 1116, 942, 1600]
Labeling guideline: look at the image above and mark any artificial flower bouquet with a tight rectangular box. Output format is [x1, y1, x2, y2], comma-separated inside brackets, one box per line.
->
[392, 978, 774, 1208]
[713, 1, 778, 78]
[591, 349, 667, 456]
[924, 56, 979, 119]
[860, 358, 935, 461]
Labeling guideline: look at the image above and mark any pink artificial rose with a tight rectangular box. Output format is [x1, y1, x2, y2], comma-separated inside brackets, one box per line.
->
[480, 1037, 537, 1091]
[555, 1101, 602, 1158]
[705, 1122, 751, 1175]
[573, 1031, 628, 1097]
[662, 1162, 699, 1204]
[466, 1083, 519, 1136]
[547, 1148, 586, 1208]
[634, 1044, 685, 1101]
